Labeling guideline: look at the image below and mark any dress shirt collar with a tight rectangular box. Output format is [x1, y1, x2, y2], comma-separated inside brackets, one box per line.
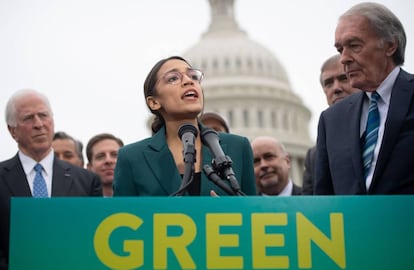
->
[19, 149, 54, 177]
[278, 179, 293, 196]
[366, 66, 400, 105]
[261, 179, 293, 196]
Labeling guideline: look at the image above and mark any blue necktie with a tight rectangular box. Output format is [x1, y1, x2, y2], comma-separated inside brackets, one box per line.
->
[362, 92, 380, 179]
[33, 163, 48, 198]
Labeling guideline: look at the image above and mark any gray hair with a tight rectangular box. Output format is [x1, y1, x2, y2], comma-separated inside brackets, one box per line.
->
[340, 2, 406, 65]
[319, 54, 341, 86]
[5, 89, 53, 127]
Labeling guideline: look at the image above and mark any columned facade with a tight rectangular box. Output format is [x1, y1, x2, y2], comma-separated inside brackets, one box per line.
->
[183, 0, 313, 185]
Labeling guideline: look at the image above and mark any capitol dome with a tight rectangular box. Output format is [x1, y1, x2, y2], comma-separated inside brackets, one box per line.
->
[183, 0, 313, 185]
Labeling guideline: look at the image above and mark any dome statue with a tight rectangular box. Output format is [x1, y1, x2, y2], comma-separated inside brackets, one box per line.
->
[183, 0, 313, 186]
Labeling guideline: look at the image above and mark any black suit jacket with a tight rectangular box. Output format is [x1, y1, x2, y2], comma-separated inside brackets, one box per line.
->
[315, 69, 414, 194]
[0, 154, 102, 269]
[292, 183, 303, 195]
[302, 146, 316, 195]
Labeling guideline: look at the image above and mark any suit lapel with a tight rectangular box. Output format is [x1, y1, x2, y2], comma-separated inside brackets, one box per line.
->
[51, 159, 74, 196]
[3, 155, 32, 196]
[142, 126, 234, 196]
[373, 70, 414, 186]
[144, 127, 182, 195]
[348, 92, 367, 190]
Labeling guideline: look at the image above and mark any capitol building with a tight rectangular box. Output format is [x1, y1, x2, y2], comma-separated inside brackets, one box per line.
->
[183, 0, 313, 186]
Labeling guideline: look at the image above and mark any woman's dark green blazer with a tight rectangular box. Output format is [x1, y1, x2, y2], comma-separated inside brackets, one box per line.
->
[113, 125, 256, 196]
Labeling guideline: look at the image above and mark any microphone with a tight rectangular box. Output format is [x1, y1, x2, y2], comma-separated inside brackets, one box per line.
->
[200, 128, 226, 163]
[201, 128, 244, 195]
[203, 165, 236, 195]
[172, 123, 198, 196]
[178, 123, 198, 164]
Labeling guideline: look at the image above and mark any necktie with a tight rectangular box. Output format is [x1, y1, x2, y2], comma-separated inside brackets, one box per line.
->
[362, 91, 380, 179]
[33, 163, 48, 198]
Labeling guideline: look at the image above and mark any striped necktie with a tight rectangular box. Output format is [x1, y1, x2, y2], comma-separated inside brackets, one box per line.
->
[33, 163, 48, 197]
[362, 91, 380, 180]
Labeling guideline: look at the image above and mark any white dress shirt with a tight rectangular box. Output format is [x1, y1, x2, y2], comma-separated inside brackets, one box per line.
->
[262, 179, 294, 196]
[360, 66, 400, 190]
[19, 150, 54, 197]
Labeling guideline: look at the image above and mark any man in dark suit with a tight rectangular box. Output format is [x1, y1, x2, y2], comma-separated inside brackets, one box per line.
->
[315, 3, 414, 194]
[0, 89, 102, 269]
[302, 54, 359, 195]
[251, 136, 302, 196]
[86, 133, 124, 197]
[52, 131, 85, 167]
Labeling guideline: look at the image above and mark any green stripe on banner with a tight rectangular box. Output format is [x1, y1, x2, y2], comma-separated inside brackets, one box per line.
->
[9, 196, 414, 269]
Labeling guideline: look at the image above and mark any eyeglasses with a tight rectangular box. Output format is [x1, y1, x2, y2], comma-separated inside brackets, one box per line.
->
[158, 68, 204, 85]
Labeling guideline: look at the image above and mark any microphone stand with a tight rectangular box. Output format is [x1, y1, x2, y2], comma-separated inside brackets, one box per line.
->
[200, 128, 245, 196]
[171, 142, 196, 196]
[205, 155, 246, 196]
[203, 165, 236, 195]
[171, 123, 198, 196]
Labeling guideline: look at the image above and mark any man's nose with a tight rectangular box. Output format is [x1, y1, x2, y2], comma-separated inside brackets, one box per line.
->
[340, 49, 353, 66]
[332, 81, 344, 94]
[258, 158, 268, 168]
[33, 115, 44, 127]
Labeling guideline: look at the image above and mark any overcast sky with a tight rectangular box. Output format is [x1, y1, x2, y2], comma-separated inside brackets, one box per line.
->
[1, 0, 413, 161]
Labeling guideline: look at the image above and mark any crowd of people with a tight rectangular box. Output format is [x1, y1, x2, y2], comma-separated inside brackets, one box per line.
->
[1, 2, 414, 269]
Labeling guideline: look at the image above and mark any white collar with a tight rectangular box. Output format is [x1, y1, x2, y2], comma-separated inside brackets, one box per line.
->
[19, 149, 54, 177]
[366, 66, 400, 106]
[262, 179, 293, 196]
[278, 179, 293, 196]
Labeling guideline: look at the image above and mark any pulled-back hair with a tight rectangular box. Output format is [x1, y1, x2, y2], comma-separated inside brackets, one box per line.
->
[143, 56, 190, 134]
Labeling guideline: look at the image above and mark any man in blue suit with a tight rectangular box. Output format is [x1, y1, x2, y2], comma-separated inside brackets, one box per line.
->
[315, 2, 414, 194]
[302, 54, 359, 195]
[0, 89, 102, 269]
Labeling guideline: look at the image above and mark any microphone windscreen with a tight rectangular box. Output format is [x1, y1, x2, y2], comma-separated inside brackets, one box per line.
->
[178, 123, 198, 139]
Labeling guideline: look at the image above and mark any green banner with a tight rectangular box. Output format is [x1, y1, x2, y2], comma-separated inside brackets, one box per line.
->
[9, 196, 414, 269]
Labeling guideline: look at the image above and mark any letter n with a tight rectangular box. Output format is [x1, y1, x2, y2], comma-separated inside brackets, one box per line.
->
[296, 213, 346, 269]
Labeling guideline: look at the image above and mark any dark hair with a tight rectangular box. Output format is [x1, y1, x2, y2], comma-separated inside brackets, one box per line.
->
[75, 140, 84, 163]
[341, 2, 406, 65]
[86, 133, 124, 163]
[143, 56, 190, 134]
[53, 131, 83, 162]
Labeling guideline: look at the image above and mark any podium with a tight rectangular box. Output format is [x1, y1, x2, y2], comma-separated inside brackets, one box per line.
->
[9, 196, 414, 269]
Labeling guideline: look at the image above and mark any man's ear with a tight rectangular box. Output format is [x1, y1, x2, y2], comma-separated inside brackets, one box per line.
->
[285, 154, 292, 168]
[146, 96, 161, 111]
[385, 39, 398, 57]
[7, 125, 17, 141]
